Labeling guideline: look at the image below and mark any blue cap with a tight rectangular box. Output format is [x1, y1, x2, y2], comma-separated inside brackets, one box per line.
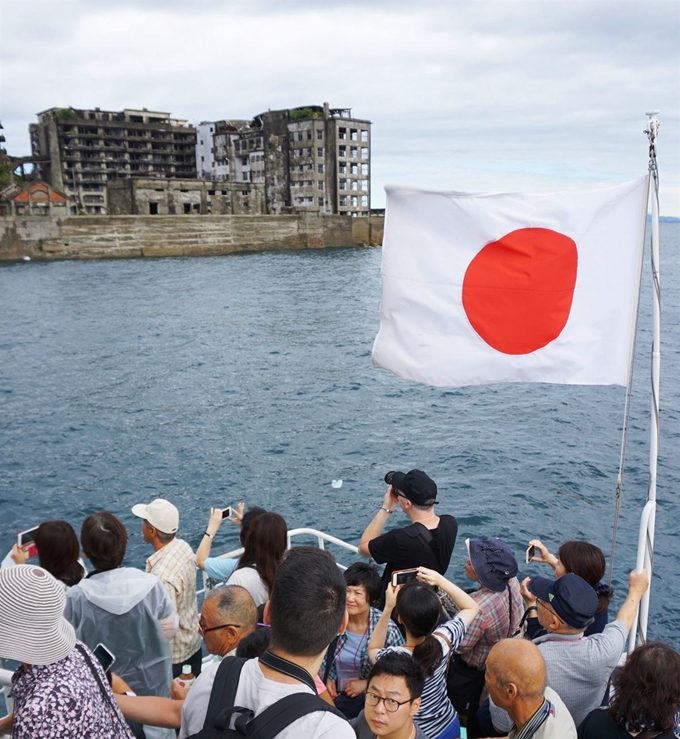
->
[529, 573, 598, 629]
[469, 538, 518, 592]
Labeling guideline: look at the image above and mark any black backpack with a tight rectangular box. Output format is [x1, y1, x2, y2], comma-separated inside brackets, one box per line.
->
[186, 655, 345, 739]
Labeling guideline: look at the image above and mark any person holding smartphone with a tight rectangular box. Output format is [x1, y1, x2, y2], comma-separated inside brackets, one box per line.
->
[358, 470, 458, 608]
[0, 565, 135, 739]
[367, 568, 479, 739]
[196, 503, 265, 582]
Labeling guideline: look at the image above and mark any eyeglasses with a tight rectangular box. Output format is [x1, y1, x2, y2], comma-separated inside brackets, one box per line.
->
[198, 620, 241, 635]
[365, 691, 413, 713]
[536, 598, 558, 618]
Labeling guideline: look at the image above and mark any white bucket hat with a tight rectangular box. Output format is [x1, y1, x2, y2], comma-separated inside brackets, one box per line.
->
[132, 498, 179, 534]
[0, 566, 76, 665]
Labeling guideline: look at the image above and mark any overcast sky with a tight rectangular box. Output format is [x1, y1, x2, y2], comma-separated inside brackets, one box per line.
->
[2, 0, 679, 214]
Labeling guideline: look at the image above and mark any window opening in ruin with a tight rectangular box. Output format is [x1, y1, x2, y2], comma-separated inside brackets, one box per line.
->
[149, 202, 158, 215]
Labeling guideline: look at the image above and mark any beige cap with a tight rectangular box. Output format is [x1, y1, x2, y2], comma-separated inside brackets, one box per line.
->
[132, 498, 179, 534]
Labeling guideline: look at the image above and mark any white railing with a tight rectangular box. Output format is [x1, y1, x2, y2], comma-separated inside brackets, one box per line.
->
[200, 527, 361, 595]
[1, 666, 13, 726]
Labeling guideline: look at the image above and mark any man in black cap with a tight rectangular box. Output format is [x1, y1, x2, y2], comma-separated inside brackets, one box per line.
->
[358, 469, 458, 606]
[485, 568, 649, 734]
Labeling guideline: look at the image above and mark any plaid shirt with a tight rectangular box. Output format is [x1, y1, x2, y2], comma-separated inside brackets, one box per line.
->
[456, 576, 524, 668]
[320, 606, 404, 684]
[146, 537, 201, 664]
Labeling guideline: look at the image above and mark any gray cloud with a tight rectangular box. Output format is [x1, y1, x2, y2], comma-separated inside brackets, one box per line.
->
[2, 0, 678, 213]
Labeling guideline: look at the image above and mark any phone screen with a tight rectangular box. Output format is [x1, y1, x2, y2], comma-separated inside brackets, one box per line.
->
[18, 527, 38, 546]
[392, 569, 418, 586]
[93, 643, 115, 672]
[221, 507, 232, 520]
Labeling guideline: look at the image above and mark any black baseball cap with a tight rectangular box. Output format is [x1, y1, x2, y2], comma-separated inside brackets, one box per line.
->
[529, 574, 598, 629]
[390, 469, 438, 506]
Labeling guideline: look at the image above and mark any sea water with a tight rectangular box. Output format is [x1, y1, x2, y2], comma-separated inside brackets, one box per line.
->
[1, 224, 678, 643]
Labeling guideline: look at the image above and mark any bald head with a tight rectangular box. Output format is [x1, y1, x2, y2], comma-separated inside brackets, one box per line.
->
[487, 639, 547, 700]
[205, 584, 257, 627]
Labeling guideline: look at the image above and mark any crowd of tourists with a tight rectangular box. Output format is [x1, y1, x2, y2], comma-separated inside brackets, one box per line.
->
[1, 468, 678, 739]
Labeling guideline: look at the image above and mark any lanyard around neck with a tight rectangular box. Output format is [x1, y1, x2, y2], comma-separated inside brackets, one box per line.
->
[259, 651, 317, 693]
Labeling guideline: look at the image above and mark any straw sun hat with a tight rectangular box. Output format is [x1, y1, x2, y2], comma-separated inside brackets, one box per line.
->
[0, 565, 76, 665]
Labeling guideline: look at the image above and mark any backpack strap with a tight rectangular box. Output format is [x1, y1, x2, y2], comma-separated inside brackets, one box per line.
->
[322, 635, 340, 685]
[404, 522, 444, 570]
[244, 692, 345, 739]
[203, 657, 248, 730]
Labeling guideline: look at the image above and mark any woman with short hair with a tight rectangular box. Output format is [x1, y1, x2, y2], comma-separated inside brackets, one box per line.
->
[320, 561, 404, 718]
[64, 512, 177, 704]
[577, 641, 680, 738]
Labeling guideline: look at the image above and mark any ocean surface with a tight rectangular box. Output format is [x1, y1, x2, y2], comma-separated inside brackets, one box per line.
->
[1, 224, 678, 643]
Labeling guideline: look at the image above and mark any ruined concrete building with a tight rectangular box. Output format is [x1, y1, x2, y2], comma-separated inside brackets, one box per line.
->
[196, 103, 371, 216]
[29, 107, 198, 214]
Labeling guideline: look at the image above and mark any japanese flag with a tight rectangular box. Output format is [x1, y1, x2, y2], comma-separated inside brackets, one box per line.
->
[372, 177, 649, 387]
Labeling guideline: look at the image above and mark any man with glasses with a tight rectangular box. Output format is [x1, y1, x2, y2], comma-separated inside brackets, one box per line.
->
[351, 652, 428, 739]
[197, 584, 257, 661]
[485, 569, 649, 735]
[358, 469, 458, 606]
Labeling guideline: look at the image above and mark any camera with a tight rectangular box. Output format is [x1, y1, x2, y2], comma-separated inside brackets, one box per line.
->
[384, 471, 396, 485]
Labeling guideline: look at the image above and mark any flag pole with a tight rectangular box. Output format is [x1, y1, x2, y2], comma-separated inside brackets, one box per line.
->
[628, 111, 661, 652]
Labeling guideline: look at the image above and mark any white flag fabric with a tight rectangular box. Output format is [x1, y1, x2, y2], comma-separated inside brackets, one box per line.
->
[372, 177, 648, 387]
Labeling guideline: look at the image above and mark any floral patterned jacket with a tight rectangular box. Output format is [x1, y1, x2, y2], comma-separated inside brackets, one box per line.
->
[9, 642, 134, 739]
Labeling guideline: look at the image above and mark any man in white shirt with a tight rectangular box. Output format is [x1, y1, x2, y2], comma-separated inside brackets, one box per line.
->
[484, 639, 576, 739]
[180, 547, 354, 739]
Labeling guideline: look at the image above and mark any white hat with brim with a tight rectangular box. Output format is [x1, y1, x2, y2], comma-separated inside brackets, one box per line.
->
[0, 566, 76, 665]
[132, 498, 179, 534]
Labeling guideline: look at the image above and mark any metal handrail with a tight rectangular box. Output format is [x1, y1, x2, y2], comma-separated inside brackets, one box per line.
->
[199, 526, 360, 596]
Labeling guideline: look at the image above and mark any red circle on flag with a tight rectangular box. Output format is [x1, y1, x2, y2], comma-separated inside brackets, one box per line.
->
[462, 227, 578, 355]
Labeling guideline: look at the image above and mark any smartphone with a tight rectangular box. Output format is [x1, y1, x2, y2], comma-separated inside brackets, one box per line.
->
[92, 643, 116, 673]
[17, 526, 39, 559]
[525, 545, 538, 564]
[391, 568, 419, 587]
[221, 506, 233, 520]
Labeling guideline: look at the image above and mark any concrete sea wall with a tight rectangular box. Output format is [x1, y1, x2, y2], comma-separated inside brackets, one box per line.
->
[0, 214, 384, 261]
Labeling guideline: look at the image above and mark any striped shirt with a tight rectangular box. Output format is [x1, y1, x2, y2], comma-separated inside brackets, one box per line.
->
[508, 687, 576, 738]
[146, 537, 202, 664]
[378, 614, 467, 739]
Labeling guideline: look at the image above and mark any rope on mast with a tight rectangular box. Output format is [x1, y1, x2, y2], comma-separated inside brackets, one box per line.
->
[627, 112, 661, 652]
[607, 125, 655, 587]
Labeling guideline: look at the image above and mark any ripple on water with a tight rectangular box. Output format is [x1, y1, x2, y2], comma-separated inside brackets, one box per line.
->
[1, 232, 679, 642]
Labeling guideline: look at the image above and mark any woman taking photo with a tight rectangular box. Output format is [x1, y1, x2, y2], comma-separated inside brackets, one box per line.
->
[321, 562, 404, 718]
[225, 511, 287, 606]
[197, 503, 266, 581]
[368, 567, 479, 739]
[527, 539, 613, 636]
[8, 520, 85, 588]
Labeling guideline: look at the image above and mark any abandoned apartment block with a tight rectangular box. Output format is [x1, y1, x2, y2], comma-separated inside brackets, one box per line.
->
[26, 103, 370, 217]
